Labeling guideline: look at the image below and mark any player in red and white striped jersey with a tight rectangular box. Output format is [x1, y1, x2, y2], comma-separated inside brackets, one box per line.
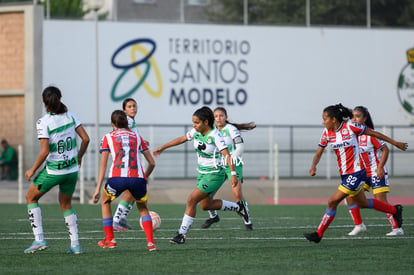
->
[319, 118, 365, 175]
[304, 104, 408, 243]
[100, 127, 146, 178]
[346, 106, 403, 236]
[113, 98, 145, 231]
[92, 110, 157, 251]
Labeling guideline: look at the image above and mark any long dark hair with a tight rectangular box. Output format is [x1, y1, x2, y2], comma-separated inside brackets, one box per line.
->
[214, 107, 256, 131]
[42, 86, 68, 114]
[323, 103, 353, 123]
[193, 106, 214, 128]
[111, 110, 129, 129]
[354, 106, 374, 129]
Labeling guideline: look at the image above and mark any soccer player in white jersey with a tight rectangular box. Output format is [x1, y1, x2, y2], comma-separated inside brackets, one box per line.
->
[346, 106, 404, 236]
[153, 106, 249, 244]
[201, 107, 255, 230]
[112, 98, 145, 231]
[24, 86, 90, 254]
[92, 110, 156, 251]
[304, 104, 408, 243]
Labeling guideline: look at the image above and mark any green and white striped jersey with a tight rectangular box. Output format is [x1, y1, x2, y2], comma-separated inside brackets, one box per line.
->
[217, 123, 244, 166]
[218, 123, 241, 154]
[127, 116, 140, 136]
[186, 128, 227, 174]
[36, 111, 81, 175]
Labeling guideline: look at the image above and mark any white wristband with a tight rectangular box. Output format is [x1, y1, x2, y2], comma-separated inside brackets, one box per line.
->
[231, 171, 237, 176]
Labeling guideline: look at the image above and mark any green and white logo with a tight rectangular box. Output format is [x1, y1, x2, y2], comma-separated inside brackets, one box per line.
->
[397, 48, 414, 115]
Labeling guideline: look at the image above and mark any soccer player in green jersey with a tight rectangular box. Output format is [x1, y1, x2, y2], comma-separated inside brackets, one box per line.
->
[153, 106, 250, 244]
[201, 107, 255, 230]
[24, 86, 90, 254]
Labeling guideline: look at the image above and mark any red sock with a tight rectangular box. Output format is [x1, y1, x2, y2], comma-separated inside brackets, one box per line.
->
[104, 225, 114, 240]
[369, 199, 396, 214]
[142, 220, 154, 244]
[386, 213, 398, 229]
[316, 209, 336, 237]
[348, 204, 363, 225]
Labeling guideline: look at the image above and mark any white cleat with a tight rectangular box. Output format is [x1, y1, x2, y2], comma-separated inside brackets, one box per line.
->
[386, 228, 404, 236]
[348, 223, 367, 236]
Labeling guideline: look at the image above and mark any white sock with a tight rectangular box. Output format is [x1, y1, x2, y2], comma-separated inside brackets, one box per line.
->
[28, 206, 44, 242]
[178, 214, 195, 235]
[122, 202, 134, 219]
[209, 210, 218, 218]
[63, 208, 79, 246]
[113, 203, 128, 223]
[64, 211, 79, 247]
[221, 200, 239, 212]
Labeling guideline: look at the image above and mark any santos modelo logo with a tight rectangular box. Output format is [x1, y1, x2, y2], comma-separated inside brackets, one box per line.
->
[110, 37, 250, 106]
[397, 48, 414, 115]
[167, 38, 250, 106]
[110, 38, 163, 102]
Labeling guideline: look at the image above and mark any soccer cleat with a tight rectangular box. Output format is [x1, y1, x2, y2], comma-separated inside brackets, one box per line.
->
[386, 228, 404, 236]
[67, 245, 83, 254]
[119, 218, 132, 230]
[237, 201, 251, 224]
[201, 215, 220, 229]
[147, 242, 158, 251]
[304, 232, 321, 243]
[24, 240, 48, 254]
[98, 238, 117, 248]
[113, 221, 130, 232]
[170, 233, 186, 244]
[245, 223, 253, 231]
[393, 205, 403, 228]
[348, 223, 367, 236]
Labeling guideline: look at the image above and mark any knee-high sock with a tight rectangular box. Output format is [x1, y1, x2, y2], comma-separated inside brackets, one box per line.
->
[64, 209, 79, 247]
[141, 215, 154, 244]
[113, 200, 129, 223]
[367, 198, 396, 214]
[316, 208, 336, 238]
[178, 214, 195, 235]
[348, 204, 363, 225]
[123, 202, 134, 219]
[27, 203, 44, 242]
[220, 200, 239, 212]
[386, 213, 398, 229]
[103, 217, 114, 240]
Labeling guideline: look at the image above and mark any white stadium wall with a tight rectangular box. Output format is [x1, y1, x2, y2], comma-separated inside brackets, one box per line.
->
[43, 21, 414, 127]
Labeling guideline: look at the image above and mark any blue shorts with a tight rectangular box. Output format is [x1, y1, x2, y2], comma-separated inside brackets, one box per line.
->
[362, 174, 390, 195]
[104, 177, 148, 203]
[338, 170, 366, 197]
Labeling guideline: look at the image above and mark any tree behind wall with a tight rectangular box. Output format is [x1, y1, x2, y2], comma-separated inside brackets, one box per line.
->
[205, 0, 414, 27]
[0, 0, 85, 19]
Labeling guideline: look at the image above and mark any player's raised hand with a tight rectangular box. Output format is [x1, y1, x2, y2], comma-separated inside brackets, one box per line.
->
[395, 142, 408, 151]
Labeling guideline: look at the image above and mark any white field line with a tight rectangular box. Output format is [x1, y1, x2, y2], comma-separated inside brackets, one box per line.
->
[1, 235, 413, 241]
[1, 219, 413, 240]
[15, 216, 414, 222]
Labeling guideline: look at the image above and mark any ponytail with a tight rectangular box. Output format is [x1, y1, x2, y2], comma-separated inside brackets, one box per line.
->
[323, 103, 352, 123]
[42, 86, 68, 114]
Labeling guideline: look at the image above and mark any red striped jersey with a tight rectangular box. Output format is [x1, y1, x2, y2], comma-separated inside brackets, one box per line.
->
[358, 135, 387, 177]
[319, 121, 366, 175]
[100, 128, 148, 178]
